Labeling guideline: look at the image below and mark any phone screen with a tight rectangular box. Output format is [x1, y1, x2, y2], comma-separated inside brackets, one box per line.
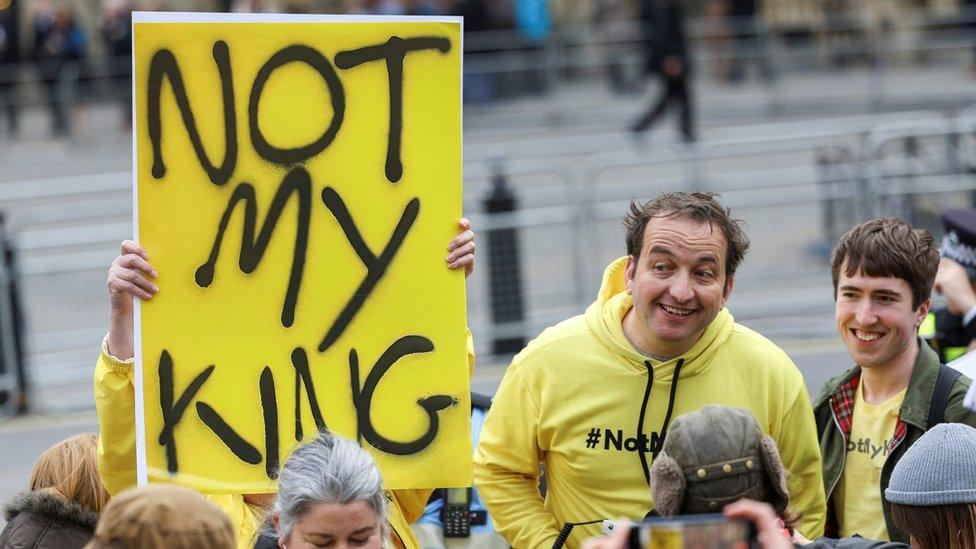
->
[445, 488, 469, 504]
[635, 515, 751, 549]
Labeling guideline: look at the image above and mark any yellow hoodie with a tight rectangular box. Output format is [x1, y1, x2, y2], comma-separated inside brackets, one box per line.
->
[94, 334, 475, 549]
[474, 258, 826, 548]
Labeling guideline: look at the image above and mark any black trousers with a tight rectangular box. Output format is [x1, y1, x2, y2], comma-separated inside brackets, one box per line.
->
[632, 74, 694, 141]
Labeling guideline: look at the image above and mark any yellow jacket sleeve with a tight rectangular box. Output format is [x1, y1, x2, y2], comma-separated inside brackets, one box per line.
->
[777, 386, 828, 539]
[387, 488, 434, 549]
[93, 340, 263, 549]
[93, 339, 138, 496]
[473, 366, 561, 549]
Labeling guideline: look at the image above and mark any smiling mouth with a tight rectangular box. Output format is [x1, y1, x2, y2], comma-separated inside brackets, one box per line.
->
[851, 329, 883, 342]
[660, 304, 695, 317]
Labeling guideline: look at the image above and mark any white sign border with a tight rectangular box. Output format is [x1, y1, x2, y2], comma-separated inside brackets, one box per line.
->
[133, 11, 462, 24]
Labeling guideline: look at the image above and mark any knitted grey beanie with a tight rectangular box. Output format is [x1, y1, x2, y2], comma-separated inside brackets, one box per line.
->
[885, 423, 976, 506]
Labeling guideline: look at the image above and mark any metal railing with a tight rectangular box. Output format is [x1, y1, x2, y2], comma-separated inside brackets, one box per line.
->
[5, 107, 976, 414]
[464, 109, 976, 359]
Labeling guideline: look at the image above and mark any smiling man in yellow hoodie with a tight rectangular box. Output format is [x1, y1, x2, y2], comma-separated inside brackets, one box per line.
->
[474, 192, 826, 548]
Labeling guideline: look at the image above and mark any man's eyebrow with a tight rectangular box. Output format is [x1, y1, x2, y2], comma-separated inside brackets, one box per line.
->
[871, 289, 902, 298]
[648, 245, 675, 257]
[838, 284, 862, 293]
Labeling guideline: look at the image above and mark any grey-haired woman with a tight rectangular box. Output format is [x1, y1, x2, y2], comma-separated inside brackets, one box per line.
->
[254, 431, 388, 549]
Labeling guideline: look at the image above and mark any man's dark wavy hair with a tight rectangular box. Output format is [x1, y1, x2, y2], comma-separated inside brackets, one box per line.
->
[830, 217, 939, 309]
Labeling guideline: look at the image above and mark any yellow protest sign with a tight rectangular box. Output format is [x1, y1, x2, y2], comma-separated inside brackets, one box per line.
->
[132, 12, 468, 494]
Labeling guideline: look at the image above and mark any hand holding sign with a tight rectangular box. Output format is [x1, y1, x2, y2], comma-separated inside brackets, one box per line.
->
[447, 218, 475, 277]
[107, 240, 157, 361]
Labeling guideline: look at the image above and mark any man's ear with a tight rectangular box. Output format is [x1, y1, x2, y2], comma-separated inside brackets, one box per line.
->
[272, 512, 281, 531]
[722, 275, 735, 303]
[625, 256, 636, 295]
[916, 297, 932, 327]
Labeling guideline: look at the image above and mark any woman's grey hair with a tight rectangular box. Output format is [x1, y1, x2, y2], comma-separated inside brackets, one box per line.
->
[267, 431, 388, 541]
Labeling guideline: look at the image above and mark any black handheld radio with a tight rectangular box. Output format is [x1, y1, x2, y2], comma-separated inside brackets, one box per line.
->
[442, 487, 472, 537]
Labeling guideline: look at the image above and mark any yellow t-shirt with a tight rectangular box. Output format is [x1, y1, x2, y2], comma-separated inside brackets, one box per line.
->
[835, 383, 906, 541]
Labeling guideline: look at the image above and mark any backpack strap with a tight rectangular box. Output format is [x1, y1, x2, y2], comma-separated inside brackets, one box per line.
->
[927, 364, 963, 428]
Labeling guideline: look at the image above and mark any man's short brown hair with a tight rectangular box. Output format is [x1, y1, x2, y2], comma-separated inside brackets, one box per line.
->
[624, 192, 750, 280]
[830, 217, 939, 310]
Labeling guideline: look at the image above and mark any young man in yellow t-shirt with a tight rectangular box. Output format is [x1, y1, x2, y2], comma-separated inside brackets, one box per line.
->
[814, 217, 976, 543]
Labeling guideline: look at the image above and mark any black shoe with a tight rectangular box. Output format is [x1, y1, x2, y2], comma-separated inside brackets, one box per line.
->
[630, 118, 651, 133]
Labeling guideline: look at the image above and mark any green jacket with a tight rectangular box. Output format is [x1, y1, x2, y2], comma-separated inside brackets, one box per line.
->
[813, 341, 976, 543]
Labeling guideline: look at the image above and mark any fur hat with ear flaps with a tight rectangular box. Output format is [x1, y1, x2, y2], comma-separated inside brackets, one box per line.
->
[650, 405, 790, 517]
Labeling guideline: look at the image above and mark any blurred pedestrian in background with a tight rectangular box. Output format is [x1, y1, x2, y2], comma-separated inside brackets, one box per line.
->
[229, 0, 281, 12]
[630, 0, 695, 142]
[0, 433, 108, 549]
[405, 0, 451, 16]
[85, 484, 235, 549]
[350, 0, 406, 15]
[726, 0, 757, 82]
[0, 11, 19, 137]
[702, 0, 734, 82]
[594, 0, 637, 94]
[100, 0, 132, 130]
[33, 1, 87, 137]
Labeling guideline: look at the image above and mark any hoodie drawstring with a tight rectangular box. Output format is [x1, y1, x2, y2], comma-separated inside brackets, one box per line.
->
[636, 358, 685, 486]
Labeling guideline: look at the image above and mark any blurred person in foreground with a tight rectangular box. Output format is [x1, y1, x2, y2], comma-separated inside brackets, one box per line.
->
[814, 218, 976, 543]
[0, 433, 109, 548]
[84, 484, 235, 549]
[581, 404, 802, 548]
[920, 208, 976, 363]
[93, 221, 475, 549]
[474, 192, 826, 548]
[649, 405, 798, 535]
[583, 423, 976, 549]
[629, 0, 695, 142]
[253, 430, 388, 548]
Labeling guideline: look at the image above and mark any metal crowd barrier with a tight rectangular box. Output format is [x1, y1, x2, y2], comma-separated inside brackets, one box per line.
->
[0, 172, 130, 414]
[7, 108, 976, 412]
